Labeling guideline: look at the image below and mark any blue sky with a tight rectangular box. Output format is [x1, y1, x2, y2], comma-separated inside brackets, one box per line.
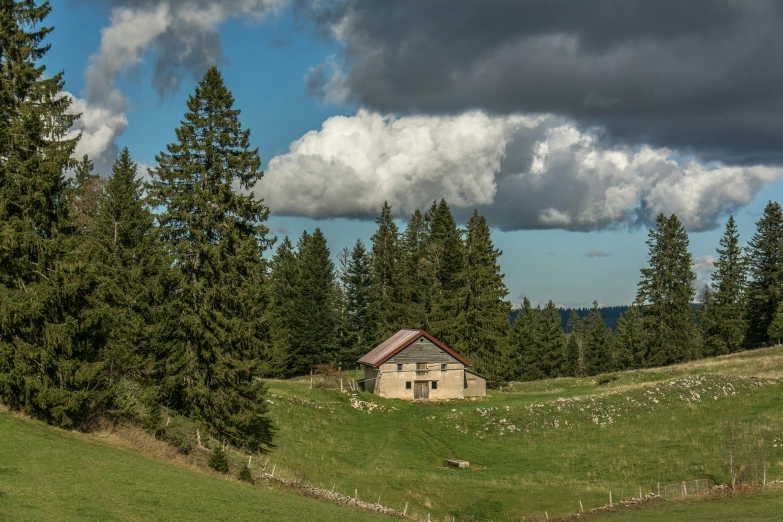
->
[48, 1, 783, 308]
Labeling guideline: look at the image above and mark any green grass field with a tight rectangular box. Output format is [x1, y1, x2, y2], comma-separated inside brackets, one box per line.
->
[263, 346, 783, 521]
[2, 347, 783, 521]
[588, 487, 783, 521]
[0, 410, 388, 521]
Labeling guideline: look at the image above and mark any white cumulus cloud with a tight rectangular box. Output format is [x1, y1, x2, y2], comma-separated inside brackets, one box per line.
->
[260, 109, 783, 231]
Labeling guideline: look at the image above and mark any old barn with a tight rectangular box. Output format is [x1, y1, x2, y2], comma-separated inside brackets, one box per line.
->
[358, 329, 486, 400]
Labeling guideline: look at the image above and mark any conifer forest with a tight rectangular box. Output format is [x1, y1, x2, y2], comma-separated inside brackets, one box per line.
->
[4, 2, 783, 456]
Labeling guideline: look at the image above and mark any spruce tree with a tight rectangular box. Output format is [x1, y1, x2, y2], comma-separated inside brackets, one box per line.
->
[448, 211, 511, 386]
[767, 302, 783, 346]
[289, 229, 338, 374]
[567, 308, 586, 375]
[707, 216, 747, 353]
[746, 202, 783, 347]
[426, 199, 466, 346]
[636, 214, 698, 366]
[0, 1, 102, 428]
[509, 298, 544, 381]
[265, 237, 298, 377]
[341, 240, 377, 365]
[400, 209, 428, 329]
[70, 154, 104, 234]
[537, 301, 567, 377]
[584, 301, 610, 375]
[698, 285, 723, 357]
[91, 148, 175, 392]
[614, 305, 644, 369]
[369, 202, 406, 339]
[564, 335, 580, 376]
[148, 66, 272, 452]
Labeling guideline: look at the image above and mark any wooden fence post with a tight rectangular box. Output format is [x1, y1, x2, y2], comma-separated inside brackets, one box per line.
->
[579, 501, 584, 513]
[657, 482, 660, 496]
[609, 491, 613, 507]
[403, 502, 408, 516]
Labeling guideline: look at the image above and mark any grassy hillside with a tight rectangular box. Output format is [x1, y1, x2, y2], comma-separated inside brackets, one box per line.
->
[262, 346, 783, 521]
[0, 410, 389, 521]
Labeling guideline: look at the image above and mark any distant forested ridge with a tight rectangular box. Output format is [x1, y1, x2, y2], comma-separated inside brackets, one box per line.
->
[511, 306, 630, 331]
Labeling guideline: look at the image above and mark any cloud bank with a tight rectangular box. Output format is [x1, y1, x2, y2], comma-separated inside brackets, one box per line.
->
[259, 110, 782, 231]
[303, 0, 783, 165]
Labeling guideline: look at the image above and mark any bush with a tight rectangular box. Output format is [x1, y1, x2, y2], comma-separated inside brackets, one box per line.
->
[209, 444, 229, 473]
[142, 401, 163, 437]
[238, 465, 254, 484]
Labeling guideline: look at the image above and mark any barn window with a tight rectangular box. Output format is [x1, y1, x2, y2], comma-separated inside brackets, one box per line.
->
[397, 364, 403, 371]
[416, 362, 426, 376]
[432, 381, 438, 390]
[405, 381, 412, 389]
[441, 364, 447, 371]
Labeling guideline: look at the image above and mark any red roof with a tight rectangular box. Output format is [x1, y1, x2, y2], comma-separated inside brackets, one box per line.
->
[357, 329, 471, 367]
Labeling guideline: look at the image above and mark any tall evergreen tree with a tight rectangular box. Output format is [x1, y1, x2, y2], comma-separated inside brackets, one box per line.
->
[583, 302, 611, 375]
[614, 305, 644, 369]
[509, 298, 543, 381]
[538, 301, 566, 377]
[426, 199, 466, 345]
[745, 202, 783, 347]
[705, 216, 747, 353]
[567, 309, 586, 375]
[400, 209, 428, 329]
[264, 237, 298, 378]
[0, 1, 102, 428]
[91, 148, 175, 392]
[69, 154, 104, 234]
[341, 240, 377, 366]
[369, 202, 406, 339]
[564, 334, 580, 377]
[767, 302, 783, 346]
[148, 67, 272, 452]
[636, 214, 698, 366]
[448, 211, 511, 386]
[289, 229, 338, 374]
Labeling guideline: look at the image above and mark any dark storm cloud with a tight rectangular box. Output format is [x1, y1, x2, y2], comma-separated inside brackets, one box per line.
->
[302, 0, 783, 164]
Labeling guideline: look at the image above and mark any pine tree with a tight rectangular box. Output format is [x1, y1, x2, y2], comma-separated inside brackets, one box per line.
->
[448, 211, 511, 386]
[90, 148, 175, 392]
[564, 335, 580, 376]
[289, 229, 338, 375]
[567, 308, 586, 375]
[583, 302, 611, 375]
[369, 202, 406, 339]
[636, 214, 698, 366]
[614, 305, 643, 369]
[706, 216, 747, 353]
[746, 202, 783, 347]
[341, 240, 377, 366]
[70, 154, 104, 234]
[538, 301, 567, 377]
[148, 66, 272, 452]
[698, 285, 724, 357]
[426, 200, 466, 345]
[400, 209, 428, 329]
[767, 302, 783, 346]
[0, 1, 102, 428]
[509, 298, 543, 381]
[265, 237, 298, 377]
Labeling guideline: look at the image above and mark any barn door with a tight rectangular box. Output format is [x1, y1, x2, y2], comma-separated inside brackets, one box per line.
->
[414, 381, 429, 400]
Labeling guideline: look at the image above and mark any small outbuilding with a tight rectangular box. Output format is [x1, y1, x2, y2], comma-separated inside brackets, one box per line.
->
[358, 329, 486, 400]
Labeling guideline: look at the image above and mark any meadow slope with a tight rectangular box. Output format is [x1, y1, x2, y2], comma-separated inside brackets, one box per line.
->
[263, 346, 783, 521]
[0, 410, 389, 522]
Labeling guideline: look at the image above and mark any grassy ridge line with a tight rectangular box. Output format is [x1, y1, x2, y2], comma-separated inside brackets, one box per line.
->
[0, 408, 390, 522]
[263, 346, 783, 521]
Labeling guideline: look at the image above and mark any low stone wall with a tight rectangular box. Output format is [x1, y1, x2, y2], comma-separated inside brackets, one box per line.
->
[254, 471, 408, 518]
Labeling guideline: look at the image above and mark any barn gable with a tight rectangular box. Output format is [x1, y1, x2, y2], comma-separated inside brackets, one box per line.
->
[357, 328, 470, 368]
